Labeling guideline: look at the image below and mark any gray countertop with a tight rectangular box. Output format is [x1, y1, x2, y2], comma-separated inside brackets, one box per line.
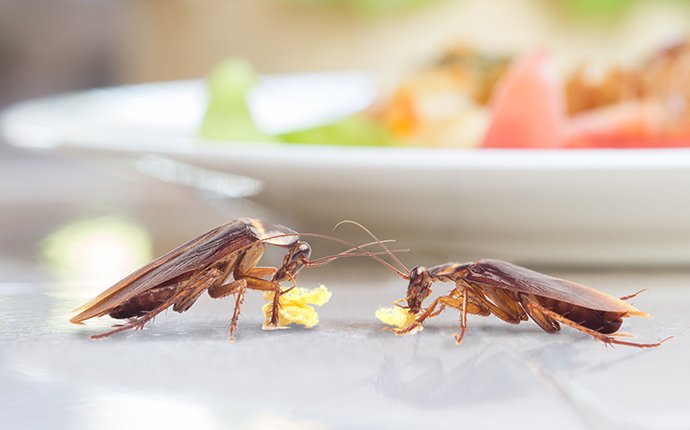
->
[1, 266, 688, 430]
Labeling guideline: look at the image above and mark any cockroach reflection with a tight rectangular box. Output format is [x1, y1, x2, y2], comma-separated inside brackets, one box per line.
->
[70, 218, 401, 341]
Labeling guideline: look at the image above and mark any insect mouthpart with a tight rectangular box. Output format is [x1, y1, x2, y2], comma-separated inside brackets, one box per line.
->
[274, 241, 312, 282]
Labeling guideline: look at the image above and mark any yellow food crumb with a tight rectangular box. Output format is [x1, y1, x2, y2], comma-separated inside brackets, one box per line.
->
[375, 306, 417, 330]
[262, 285, 331, 329]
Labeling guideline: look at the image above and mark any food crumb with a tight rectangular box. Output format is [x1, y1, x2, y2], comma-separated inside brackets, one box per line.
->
[262, 285, 331, 329]
[375, 306, 417, 330]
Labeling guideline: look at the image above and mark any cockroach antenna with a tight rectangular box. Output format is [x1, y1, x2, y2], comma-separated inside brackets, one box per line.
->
[333, 220, 410, 277]
[291, 232, 410, 278]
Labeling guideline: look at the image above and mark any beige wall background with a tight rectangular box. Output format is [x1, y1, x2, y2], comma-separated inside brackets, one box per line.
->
[119, 0, 690, 85]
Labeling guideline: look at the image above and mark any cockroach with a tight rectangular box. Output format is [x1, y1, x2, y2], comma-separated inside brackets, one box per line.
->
[342, 222, 671, 348]
[70, 217, 402, 341]
[391, 259, 672, 348]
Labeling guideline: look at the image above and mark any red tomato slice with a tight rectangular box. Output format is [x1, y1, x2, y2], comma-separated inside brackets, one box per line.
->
[483, 50, 564, 148]
[565, 101, 690, 148]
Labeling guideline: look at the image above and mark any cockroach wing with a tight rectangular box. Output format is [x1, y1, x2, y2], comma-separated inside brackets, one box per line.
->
[465, 259, 648, 316]
[69, 219, 260, 323]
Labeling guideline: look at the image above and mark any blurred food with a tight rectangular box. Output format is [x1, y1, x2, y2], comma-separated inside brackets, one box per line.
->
[199, 59, 272, 142]
[374, 46, 507, 148]
[559, 0, 633, 19]
[482, 50, 564, 148]
[261, 285, 332, 329]
[289, 0, 436, 14]
[199, 59, 392, 146]
[564, 40, 690, 148]
[384, 40, 690, 148]
[201, 40, 690, 149]
[280, 113, 395, 147]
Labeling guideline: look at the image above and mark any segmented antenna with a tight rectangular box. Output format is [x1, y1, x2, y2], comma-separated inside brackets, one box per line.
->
[333, 220, 410, 275]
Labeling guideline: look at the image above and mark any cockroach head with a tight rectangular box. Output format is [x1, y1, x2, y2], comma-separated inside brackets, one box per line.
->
[274, 241, 312, 282]
[406, 266, 433, 314]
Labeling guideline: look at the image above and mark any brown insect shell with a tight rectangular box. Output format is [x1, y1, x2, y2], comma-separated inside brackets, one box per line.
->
[463, 259, 649, 317]
[69, 218, 300, 324]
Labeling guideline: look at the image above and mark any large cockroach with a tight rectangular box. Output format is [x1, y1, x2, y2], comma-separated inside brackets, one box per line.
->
[345, 222, 671, 348]
[70, 217, 400, 341]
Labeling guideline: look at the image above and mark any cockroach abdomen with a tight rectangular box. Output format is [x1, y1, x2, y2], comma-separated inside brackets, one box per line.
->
[108, 286, 177, 319]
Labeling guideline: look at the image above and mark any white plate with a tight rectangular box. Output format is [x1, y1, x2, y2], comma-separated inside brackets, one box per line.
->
[4, 77, 690, 266]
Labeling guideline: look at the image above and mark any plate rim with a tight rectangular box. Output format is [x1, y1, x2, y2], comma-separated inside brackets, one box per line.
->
[3, 78, 690, 172]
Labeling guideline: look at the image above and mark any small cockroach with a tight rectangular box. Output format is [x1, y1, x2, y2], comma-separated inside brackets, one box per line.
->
[344, 222, 671, 348]
[391, 259, 671, 348]
[70, 217, 400, 341]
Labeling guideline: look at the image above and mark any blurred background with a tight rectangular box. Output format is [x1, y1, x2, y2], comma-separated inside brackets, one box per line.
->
[3, 0, 690, 268]
[4, 0, 690, 97]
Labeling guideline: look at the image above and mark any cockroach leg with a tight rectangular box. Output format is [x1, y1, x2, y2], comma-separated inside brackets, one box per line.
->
[392, 296, 444, 335]
[208, 279, 246, 299]
[173, 268, 224, 313]
[234, 275, 284, 328]
[92, 270, 221, 339]
[392, 298, 408, 309]
[609, 332, 635, 339]
[268, 286, 282, 328]
[228, 280, 248, 342]
[427, 303, 447, 319]
[393, 293, 460, 335]
[519, 294, 561, 333]
[172, 287, 207, 313]
[246, 266, 278, 278]
[210, 274, 284, 333]
[526, 302, 672, 348]
[462, 283, 523, 324]
[454, 287, 469, 345]
[619, 289, 648, 301]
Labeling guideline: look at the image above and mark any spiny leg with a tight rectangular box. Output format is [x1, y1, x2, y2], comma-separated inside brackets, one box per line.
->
[481, 286, 528, 321]
[461, 282, 524, 324]
[173, 268, 224, 313]
[207, 278, 248, 341]
[234, 258, 288, 327]
[268, 283, 283, 328]
[208, 279, 246, 299]
[393, 290, 487, 336]
[392, 287, 491, 334]
[92, 271, 220, 339]
[232, 275, 283, 329]
[392, 296, 446, 335]
[526, 302, 672, 348]
[426, 289, 462, 318]
[427, 303, 447, 319]
[248, 266, 278, 278]
[454, 287, 469, 345]
[228, 280, 247, 342]
[223, 245, 283, 334]
[519, 294, 561, 333]
[208, 275, 283, 336]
